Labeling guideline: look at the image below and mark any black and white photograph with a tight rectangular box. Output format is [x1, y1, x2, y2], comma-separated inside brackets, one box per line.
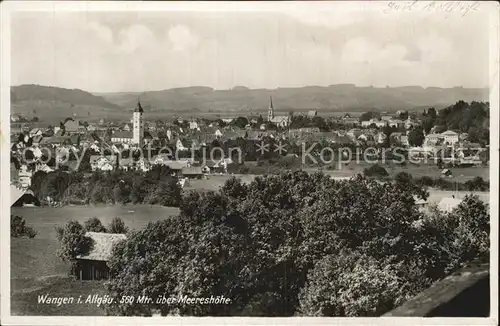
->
[0, 1, 498, 325]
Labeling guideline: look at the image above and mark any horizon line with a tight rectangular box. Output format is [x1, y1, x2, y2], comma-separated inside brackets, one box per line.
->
[10, 83, 490, 95]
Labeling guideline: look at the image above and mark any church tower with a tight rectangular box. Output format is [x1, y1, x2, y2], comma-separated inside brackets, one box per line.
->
[267, 96, 275, 122]
[133, 98, 144, 147]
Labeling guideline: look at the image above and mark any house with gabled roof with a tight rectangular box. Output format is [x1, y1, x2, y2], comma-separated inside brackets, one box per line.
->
[64, 119, 80, 134]
[438, 197, 462, 213]
[181, 166, 204, 179]
[89, 155, 117, 171]
[111, 131, 134, 144]
[307, 110, 318, 118]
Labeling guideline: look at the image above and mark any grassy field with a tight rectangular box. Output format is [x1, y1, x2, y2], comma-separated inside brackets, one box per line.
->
[10, 204, 179, 316]
[184, 174, 259, 192]
[426, 190, 490, 205]
[306, 163, 489, 181]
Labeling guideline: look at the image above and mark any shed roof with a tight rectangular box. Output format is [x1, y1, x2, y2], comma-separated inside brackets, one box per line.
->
[112, 131, 133, 139]
[438, 197, 463, 211]
[182, 166, 203, 175]
[11, 185, 26, 206]
[77, 232, 127, 261]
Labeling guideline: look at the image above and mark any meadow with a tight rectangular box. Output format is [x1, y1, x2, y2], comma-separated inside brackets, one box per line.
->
[309, 163, 489, 181]
[10, 204, 179, 316]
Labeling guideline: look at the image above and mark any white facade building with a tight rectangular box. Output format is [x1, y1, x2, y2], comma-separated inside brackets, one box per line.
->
[133, 99, 145, 146]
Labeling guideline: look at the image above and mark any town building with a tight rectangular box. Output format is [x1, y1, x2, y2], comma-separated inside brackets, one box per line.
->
[18, 165, 32, 188]
[425, 130, 460, 146]
[267, 96, 290, 128]
[123, 123, 132, 132]
[11, 185, 39, 207]
[361, 119, 387, 128]
[307, 110, 318, 118]
[89, 155, 117, 171]
[405, 116, 419, 129]
[111, 131, 134, 144]
[75, 232, 127, 280]
[64, 119, 80, 134]
[441, 130, 460, 145]
[189, 120, 200, 130]
[438, 197, 462, 213]
[181, 166, 204, 179]
[132, 99, 145, 146]
[346, 128, 363, 140]
[387, 119, 404, 128]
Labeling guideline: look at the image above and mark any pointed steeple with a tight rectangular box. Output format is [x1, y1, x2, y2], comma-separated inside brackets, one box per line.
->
[134, 97, 144, 113]
[268, 96, 275, 121]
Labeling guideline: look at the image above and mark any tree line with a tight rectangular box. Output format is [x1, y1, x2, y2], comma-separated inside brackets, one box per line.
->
[30, 166, 182, 207]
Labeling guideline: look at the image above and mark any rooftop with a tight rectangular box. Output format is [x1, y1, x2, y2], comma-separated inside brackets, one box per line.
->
[111, 131, 133, 139]
[10, 185, 26, 206]
[77, 232, 127, 262]
[384, 263, 489, 317]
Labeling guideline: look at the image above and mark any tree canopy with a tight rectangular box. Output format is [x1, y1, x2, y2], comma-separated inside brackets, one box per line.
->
[103, 171, 490, 316]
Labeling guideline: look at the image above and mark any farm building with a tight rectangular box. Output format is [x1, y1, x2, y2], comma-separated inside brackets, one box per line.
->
[438, 197, 463, 213]
[181, 166, 204, 179]
[75, 232, 127, 281]
[441, 169, 453, 177]
[11, 185, 39, 207]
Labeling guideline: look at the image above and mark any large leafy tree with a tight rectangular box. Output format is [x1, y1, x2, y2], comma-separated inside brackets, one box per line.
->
[407, 126, 425, 147]
[55, 220, 94, 275]
[298, 251, 405, 317]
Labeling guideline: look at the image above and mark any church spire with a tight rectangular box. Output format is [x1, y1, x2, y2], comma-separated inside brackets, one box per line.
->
[268, 96, 274, 121]
[135, 97, 144, 113]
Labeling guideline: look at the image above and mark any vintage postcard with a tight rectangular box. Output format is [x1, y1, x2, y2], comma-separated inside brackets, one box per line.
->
[1, 1, 498, 325]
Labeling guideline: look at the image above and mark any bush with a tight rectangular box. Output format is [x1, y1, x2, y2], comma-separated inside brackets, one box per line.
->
[363, 164, 389, 177]
[238, 165, 250, 174]
[84, 217, 107, 233]
[11, 215, 37, 238]
[394, 172, 413, 184]
[464, 176, 488, 191]
[416, 176, 434, 187]
[108, 217, 129, 234]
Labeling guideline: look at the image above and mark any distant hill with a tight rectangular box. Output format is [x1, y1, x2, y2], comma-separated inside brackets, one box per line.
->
[9, 84, 489, 123]
[98, 85, 489, 115]
[11, 84, 125, 123]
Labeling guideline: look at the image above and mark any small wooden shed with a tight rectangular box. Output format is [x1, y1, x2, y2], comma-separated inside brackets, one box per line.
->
[441, 169, 452, 177]
[75, 232, 126, 281]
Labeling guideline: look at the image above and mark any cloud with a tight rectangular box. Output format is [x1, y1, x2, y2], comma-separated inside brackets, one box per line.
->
[416, 33, 453, 63]
[117, 24, 156, 53]
[87, 21, 114, 45]
[167, 25, 199, 52]
[340, 37, 409, 65]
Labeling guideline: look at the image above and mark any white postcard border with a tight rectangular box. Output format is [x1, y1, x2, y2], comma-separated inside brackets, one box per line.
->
[1, 1, 498, 325]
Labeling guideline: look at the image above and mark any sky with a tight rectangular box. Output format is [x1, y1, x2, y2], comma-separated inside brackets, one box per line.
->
[10, 2, 491, 93]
